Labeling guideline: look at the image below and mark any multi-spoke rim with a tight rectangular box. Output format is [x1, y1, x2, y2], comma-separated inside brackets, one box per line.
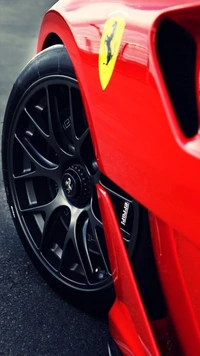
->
[8, 75, 139, 292]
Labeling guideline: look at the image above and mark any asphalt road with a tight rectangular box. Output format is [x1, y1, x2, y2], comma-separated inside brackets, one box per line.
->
[0, 2, 109, 355]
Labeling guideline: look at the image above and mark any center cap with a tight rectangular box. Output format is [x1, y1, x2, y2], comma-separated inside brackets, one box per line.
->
[64, 173, 79, 198]
[63, 164, 91, 205]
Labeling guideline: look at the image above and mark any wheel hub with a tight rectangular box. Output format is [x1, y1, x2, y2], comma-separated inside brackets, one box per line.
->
[63, 164, 91, 205]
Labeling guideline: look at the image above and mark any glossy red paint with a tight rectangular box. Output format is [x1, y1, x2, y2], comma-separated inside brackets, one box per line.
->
[37, 0, 200, 354]
[149, 214, 200, 355]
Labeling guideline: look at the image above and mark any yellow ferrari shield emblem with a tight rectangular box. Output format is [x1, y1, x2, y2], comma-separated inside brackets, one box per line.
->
[99, 17, 126, 90]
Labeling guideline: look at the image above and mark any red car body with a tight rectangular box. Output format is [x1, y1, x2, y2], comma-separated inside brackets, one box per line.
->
[37, 1, 200, 354]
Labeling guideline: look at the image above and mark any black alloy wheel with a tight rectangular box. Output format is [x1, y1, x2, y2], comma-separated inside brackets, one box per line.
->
[2, 45, 140, 311]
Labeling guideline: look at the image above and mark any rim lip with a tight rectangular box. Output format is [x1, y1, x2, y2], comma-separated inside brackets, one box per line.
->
[7, 74, 113, 292]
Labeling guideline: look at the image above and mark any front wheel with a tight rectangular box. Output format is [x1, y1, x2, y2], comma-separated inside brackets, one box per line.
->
[2, 45, 140, 312]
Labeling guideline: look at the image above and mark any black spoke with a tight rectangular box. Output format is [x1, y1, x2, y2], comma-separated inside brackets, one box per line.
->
[68, 87, 78, 148]
[59, 207, 80, 268]
[15, 133, 58, 169]
[68, 88, 90, 155]
[20, 192, 62, 215]
[76, 128, 89, 154]
[24, 107, 49, 141]
[60, 211, 94, 283]
[87, 208, 110, 275]
[45, 86, 75, 160]
[14, 135, 60, 183]
[13, 163, 59, 181]
[13, 170, 38, 180]
[46, 86, 58, 144]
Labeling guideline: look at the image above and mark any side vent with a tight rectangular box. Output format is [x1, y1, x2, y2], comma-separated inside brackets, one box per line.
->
[131, 206, 167, 320]
[156, 19, 198, 138]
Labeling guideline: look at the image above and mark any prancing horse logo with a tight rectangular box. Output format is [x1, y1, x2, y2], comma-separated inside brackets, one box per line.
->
[103, 21, 117, 66]
[65, 177, 73, 194]
[99, 16, 126, 90]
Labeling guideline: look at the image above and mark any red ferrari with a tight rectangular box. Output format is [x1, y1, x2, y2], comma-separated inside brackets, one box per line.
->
[2, 0, 200, 355]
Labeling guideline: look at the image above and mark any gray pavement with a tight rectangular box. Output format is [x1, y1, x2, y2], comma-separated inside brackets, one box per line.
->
[0, 1, 108, 355]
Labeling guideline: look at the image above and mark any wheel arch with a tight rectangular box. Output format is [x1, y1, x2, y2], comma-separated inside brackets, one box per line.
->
[37, 10, 81, 67]
[37, 10, 85, 87]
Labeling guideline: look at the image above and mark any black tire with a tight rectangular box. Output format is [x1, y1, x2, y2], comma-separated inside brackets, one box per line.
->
[2, 45, 115, 313]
